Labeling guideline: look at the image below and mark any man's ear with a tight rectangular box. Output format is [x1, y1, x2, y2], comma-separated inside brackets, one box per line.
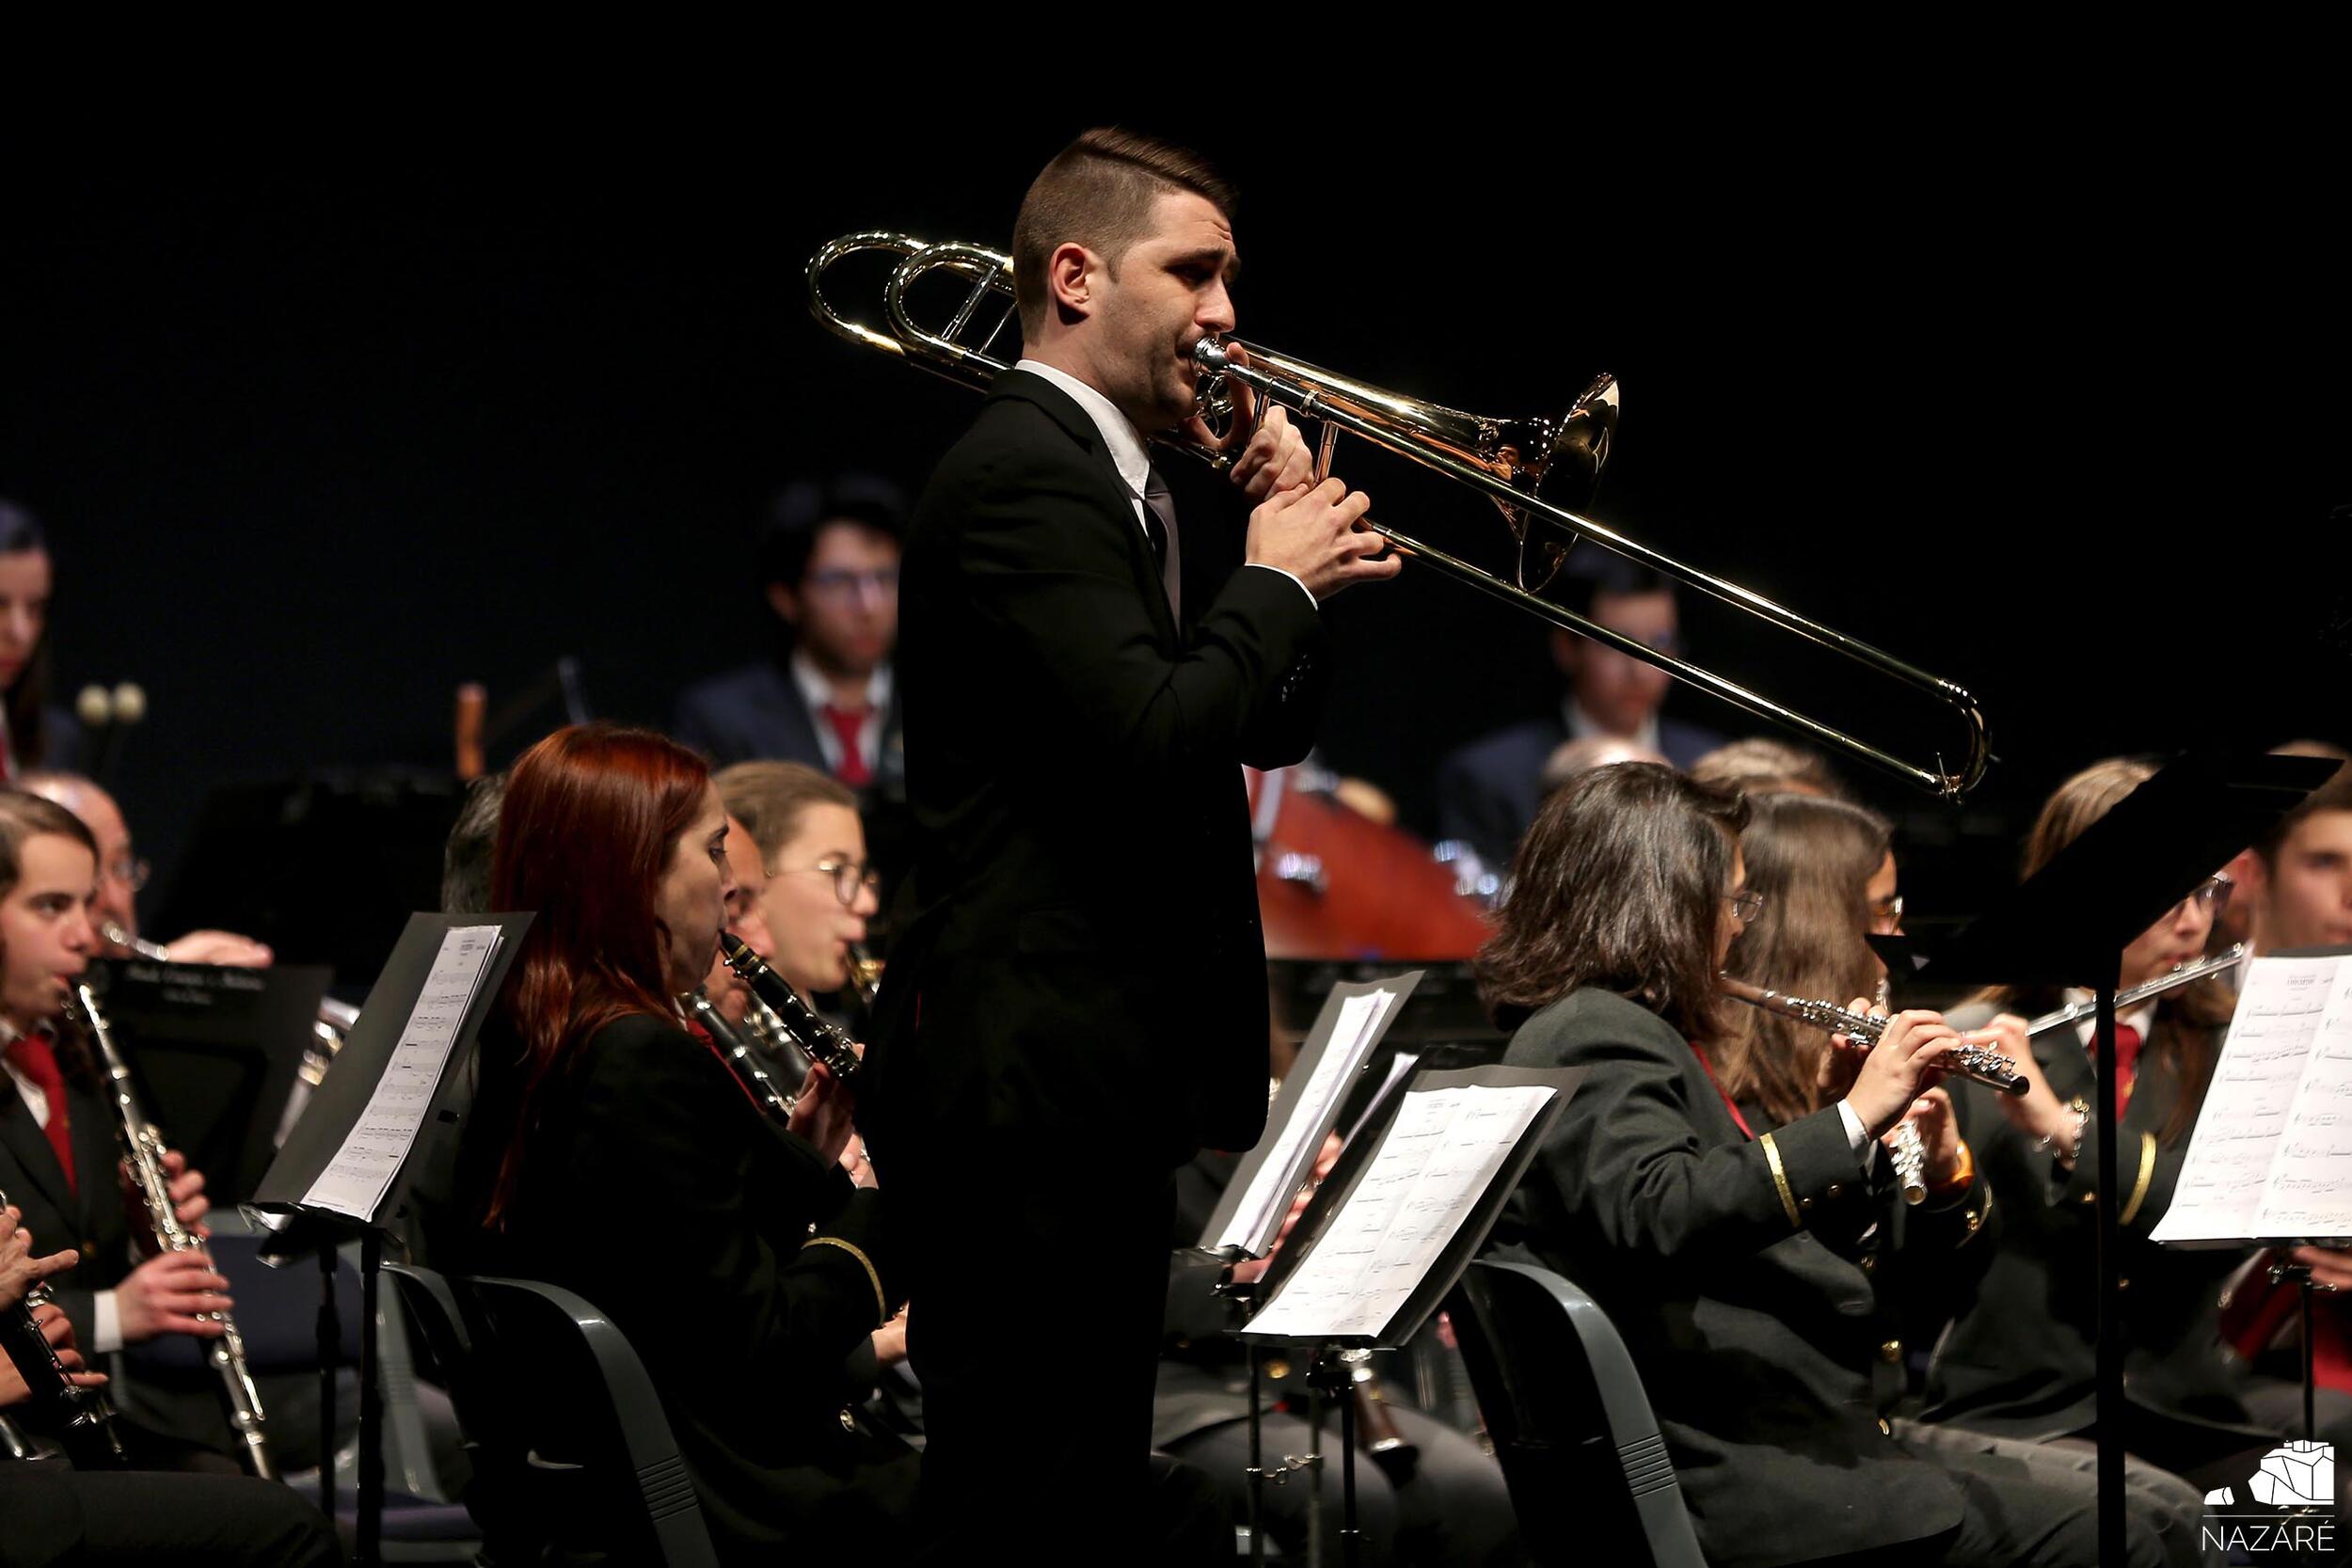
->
[1047, 242, 1095, 324]
[767, 581, 801, 625]
[2226, 846, 2267, 908]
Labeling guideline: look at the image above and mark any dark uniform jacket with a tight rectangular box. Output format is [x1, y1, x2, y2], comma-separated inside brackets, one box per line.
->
[868, 367, 1327, 1170]
[0, 1041, 227, 1458]
[1924, 996, 2269, 1451]
[1486, 987, 1994, 1568]
[445, 1012, 906, 1562]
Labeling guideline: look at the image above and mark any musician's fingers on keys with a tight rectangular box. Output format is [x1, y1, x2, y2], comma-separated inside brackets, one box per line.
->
[1844, 1006, 1963, 1135]
[159, 1147, 211, 1232]
[1230, 404, 1315, 499]
[115, 1248, 233, 1339]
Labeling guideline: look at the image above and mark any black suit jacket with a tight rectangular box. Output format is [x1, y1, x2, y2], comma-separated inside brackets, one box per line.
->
[867, 368, 1327, 1166]
[442, 1012, 905, 1560]
[1436, 712, 1724, 872]
[1924, 998, 2270, 1449]
[0, 1050, 230, 1458]
[672, 657, 907, 798]
[1487, 988, 1995, 1568]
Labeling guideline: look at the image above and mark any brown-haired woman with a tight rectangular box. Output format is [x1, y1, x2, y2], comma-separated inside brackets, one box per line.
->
[1481, 763, 2181, 1567]
[713, 760, 879, 1006]
[1920, 756, 2350, 1502]
[447, 724, 911, 1562]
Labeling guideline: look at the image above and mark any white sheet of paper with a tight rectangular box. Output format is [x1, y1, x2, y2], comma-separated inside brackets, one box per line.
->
[1245, 1083, 1553, 1341]
[2153, 954, 2352, 1244]
[1215, 989, 1396, 1256]
[302, 926, 502, 1222]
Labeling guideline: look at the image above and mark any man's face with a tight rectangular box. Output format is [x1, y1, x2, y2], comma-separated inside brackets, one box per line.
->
[1553, 590, 1677, 736]
[768, 522, 899, 679]
[1, 833, 97, 1028]
[2266, 811, 2352, 950]
[72, 787, 138, 946]
[1085, 191, 1237, 432]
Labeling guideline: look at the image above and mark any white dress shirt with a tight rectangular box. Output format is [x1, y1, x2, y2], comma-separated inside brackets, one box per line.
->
[1012, 359, 1316, 610]
[790, 650, 891, 779]
[1565, 697, 1662, 755]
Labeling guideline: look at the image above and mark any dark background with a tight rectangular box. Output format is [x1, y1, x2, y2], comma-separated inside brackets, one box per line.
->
[4, 108, 2344, 980]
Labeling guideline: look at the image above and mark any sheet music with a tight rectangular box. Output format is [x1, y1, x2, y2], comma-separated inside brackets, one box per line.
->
[1246, 1083, 1553, 1341]
[1214, 989, 1396, 1256]
[301, 926, 502, 1221]
[2153, 954, 2352, 1244]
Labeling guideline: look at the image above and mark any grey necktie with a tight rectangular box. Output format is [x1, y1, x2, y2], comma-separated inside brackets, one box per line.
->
[1141, 466, 1182, 624]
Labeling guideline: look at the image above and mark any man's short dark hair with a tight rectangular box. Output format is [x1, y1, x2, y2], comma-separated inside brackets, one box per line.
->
[1011, 128, 1236, 338]
[756, 473, 906, 591]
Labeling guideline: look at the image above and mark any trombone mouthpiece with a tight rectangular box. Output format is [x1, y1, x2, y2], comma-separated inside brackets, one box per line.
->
[1192, 338, 1232, 372]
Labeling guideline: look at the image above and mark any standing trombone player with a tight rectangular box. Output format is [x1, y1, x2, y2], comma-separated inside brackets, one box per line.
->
[865, 128, 1394, 1559]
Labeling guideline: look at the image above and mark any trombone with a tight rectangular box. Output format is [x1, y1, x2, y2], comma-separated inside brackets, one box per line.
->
[808, 231, 1992, 800]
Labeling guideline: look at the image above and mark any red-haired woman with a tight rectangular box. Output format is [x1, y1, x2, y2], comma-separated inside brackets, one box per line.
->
[449, 724, 911, 1561]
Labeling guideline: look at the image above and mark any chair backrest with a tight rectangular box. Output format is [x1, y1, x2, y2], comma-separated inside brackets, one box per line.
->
[1445, 1259, 1705, 1568]
[452, 1273, 720, 1568]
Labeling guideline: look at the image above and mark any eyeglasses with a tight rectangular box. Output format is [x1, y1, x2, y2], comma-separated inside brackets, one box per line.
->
[780, 857, 882, 907]
[1870, 893, 1905, 928]
[2169, 874, 2233, 918]
[803, 567, 898, 600]
[105, 856, 151, 893]
[1725, 889, 1765, 923]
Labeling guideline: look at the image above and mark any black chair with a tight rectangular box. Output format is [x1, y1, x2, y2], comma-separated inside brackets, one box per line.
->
[1445, 1259, 1706, 1568]
[397, 1266, 719, 1568]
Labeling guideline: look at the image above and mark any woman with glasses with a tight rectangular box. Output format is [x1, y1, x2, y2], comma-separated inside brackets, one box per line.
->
[447, 725, 913, 1562]
[1480, 763, 2174, 1566]
[1915, 756, 2336, 1504]
[713, 761, 881, 1007]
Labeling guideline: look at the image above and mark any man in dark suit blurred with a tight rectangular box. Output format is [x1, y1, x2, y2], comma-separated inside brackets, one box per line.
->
[673, 474, 909, 796]
[1438, 567, 1724, 870]
[869, 128, 1396, 1559]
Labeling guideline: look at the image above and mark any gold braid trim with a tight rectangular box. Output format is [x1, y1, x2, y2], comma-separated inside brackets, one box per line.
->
[1759, 1132, 1803, 1228]
[2120, 1132, 2159, 1227]
[803, 1235, 888, 1324]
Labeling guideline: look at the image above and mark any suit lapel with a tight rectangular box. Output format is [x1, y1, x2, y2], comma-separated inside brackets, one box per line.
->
[0, 1081, 79, 1222]
[986, 369, 1180, 645]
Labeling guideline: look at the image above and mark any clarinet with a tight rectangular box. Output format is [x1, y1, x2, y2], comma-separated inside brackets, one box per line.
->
[680, 989, 799, 1121]
[718, 934, 863, 1085]
[0, 1185, 128, 1468]
[62, 984, 276, 1481]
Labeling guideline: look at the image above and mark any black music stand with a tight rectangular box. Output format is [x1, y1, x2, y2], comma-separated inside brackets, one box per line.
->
[1899, 751, 2338, 1563]
[251, 912, 530, 1567]
[1238, 1064, 1581, 1567]
[90, 958, 331, 1202]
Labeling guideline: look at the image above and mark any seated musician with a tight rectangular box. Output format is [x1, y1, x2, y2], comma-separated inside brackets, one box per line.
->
[1688, 736, 1847, 800]
[0, 1205, 338, 1567]
[1923, 757, 2352, 1498]
[0, 500, 82, 777]
[712, 761, 880, 1009]
[22, 771, 272, 966]
[0, 789, 241, 1473]
[1714, 790, 2213, 1544]
[441, 723, 913, 1561]
[1479, 761, 2186, 1567]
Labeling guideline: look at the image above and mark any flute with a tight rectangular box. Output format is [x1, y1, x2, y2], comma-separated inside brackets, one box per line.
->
[2023, 945, 2245, 1037]
[1721, 977, 2028, 1095]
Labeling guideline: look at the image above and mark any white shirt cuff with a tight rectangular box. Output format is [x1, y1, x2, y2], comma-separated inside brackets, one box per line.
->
[92, 1289, 123, 1355]
[1244, 562, 1319, 611]
[1836, 1101, 1873, 1169]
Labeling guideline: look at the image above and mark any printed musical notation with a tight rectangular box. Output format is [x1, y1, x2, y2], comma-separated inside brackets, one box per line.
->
[1214, 988, 1399, 1258]
[2153, 953, 2352, 1245]
[1246, 1083, 1553, 1341]
[302, 926, 503, 1222]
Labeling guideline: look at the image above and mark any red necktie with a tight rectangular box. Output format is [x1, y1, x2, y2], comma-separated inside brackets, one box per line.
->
[819, 705, 872, 787]
[2110, 1022, 2144, 1117]
[5, 1034, 76, 1196]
